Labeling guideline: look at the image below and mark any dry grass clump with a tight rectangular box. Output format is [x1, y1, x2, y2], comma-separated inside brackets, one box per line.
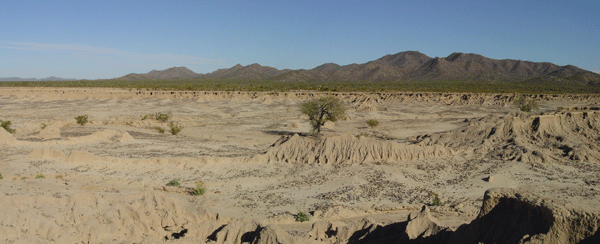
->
[168, 122, 183, 135]
[192, 180, 206, 196]
[167, 179, 181, 186]
[75, 115, 88, 125]
[154, 126, 165, 134]
[1, 120, 15, 133]
[366, 119, 379, 128]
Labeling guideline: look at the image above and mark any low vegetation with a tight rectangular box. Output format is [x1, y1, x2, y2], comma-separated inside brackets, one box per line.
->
[0, 173, 3, 179]
[355, 132, 369, 138]
[143, 112, 170, 122]
[301, 96, 346, 135]
[295, 211, 310, 222]
[430, 192, 442, 206]
[166, 179, 181, 187]
[192, 180, 206, 196]
[1, 120, 15, 133]
[75, 115, 88, 125]
[168, 122, 183, 135]
[366, 119, 379, 128]
[35, 174, 45, 179]
[514, 95, 539, 112]
[0, 78, 597, 94]
[154, 126, 165, 134]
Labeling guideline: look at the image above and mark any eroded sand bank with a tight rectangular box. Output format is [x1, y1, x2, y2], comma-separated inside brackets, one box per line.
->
[0, 87, 599, 243]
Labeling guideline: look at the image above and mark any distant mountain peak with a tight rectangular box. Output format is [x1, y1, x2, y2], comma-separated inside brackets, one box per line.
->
[112, 51, 599, 85]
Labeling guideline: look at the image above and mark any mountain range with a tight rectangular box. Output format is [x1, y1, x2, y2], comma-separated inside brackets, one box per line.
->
[115, 51, 600, 85]
[0, 76, 77, 81]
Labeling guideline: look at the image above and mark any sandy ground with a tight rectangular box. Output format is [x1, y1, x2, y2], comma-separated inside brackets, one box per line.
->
[0, 87, 599, 243]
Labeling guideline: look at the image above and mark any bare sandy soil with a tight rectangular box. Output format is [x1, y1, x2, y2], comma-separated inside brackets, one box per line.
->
[0, 88, 599, 243]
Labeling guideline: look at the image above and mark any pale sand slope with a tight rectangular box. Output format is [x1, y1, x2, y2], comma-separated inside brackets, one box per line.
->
[0, 87, 598, 243]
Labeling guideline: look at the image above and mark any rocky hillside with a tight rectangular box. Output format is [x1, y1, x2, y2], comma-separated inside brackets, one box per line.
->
[114, 51, 600, 85]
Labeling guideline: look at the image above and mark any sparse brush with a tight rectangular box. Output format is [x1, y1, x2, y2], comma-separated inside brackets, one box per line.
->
[430, 192, 442, 206]
[366, 119, 379, 128]
[167, 179, 181, 187]
[168, 122, 183, 135]
[192, 180, 206, 196]
[154, 126, 165, 134]
[355, 132, 369, 138]
[155, 112, 170, 122]
[75, 115, 88, 125]
[0, 173, 3, 179]
[295, 211, 310, 222]
[35, 174, 45, 179]
[1, 120, 16, 134]
[514, 95, 539, 112]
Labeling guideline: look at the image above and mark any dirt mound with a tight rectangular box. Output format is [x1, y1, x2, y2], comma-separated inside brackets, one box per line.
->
[38, 124, 61, 140]
[0, 127, 16, 144]
[413, 109, 600, 163]
[0, 191, 225, 243]
[449, 188, 600, 243]
[304, 188, 599, 244]
[259, 133, 452, 164]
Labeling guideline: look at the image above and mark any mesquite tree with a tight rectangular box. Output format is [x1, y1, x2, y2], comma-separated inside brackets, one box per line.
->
[300, 96, 346, 135]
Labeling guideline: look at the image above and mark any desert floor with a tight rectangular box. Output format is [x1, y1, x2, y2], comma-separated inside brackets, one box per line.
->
[0, 88, 598, 243]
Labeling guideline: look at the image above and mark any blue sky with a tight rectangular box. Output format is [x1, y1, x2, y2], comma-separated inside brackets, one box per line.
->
[1, 0, 598, 79]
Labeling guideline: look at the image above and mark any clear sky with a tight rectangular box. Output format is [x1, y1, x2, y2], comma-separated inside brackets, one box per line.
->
[1, 0, 598, 79]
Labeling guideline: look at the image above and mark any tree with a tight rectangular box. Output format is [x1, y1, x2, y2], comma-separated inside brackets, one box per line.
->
[300, 96, 346, 135]
[513, 95, 539, 112]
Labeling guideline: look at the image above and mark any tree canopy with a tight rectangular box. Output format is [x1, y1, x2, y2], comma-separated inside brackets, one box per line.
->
[300, 96, 346, 135]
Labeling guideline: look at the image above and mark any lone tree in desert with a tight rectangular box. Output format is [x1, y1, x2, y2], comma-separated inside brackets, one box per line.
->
[301, 96, 346, 135]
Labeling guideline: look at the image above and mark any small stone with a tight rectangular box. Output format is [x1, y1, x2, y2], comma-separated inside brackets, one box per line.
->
[485, 176, 495, 182]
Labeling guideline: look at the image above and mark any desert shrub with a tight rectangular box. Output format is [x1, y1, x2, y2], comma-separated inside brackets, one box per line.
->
[154, 126, 165, 134]
[192, 180, 206, 196]
[75, 115, 88, 125]
[514, 95, 539, 112]
[355, 132, 369, 138]
[430, 192, 441, 206]
[41, 123, 47, 129]
[295, 211, 310, 222]
[168, 122, 183, 135]
[155, 112, 170, 122]
[0, 120, 15, 133]
[300, 96, 346, 135]
[366, 119, 379, 128]
[141, 114, 151, 120]
[167, 179, 181, 186]
[0, 173, 3, 179]
[35, 174, 45, 179]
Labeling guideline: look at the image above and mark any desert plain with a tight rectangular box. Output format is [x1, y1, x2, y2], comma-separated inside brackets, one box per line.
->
[0, 87, 599, 243]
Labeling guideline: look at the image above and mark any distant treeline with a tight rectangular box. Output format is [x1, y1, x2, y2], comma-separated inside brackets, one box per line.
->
[1, 78, 598, 94]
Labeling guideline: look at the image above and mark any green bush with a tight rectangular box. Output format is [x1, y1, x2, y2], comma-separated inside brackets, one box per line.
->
[155, 112, 170, 122]
[154, 126, 165, 134]
[166, 179, 180, 186]
[0, 173, 3, 179]
[0, 120, 15, 133]
[366, 119, 379, 128]
[300, 96, 346, 135]
[35, 174, 45, 179]
[431, 192, 441, 206]
[168, 122, 183, 135]
[192, 180, 206, 196]
[75, 115, 88, 125]
[355, 132, 369, 138]
[295, 211, 310, 222]
[514, 96, 539, 112]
